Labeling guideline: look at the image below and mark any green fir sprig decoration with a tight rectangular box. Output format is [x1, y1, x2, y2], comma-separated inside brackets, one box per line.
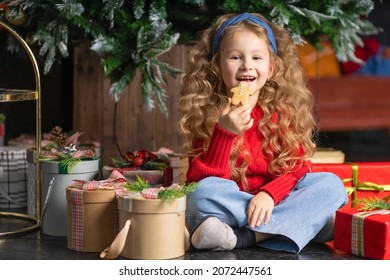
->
[124, 176, 198, 202]
[111, 157, 132, 168]
[57, 153, 81, 174]
[158, 182, 198, 202]
[141, 160, 168, 170]
[356, 195, 390, 211]
[39, 152, 81, 174]
[124, 175, 151, 193]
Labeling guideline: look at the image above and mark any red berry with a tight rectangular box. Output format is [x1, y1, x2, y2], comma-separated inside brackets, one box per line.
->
[136, 150, 158, 161]
[125, 152, 135, 162]
[135, 150, 147, 158]
[132, 156, 144, 167]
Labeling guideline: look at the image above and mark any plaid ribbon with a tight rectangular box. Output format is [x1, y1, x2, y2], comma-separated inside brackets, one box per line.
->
[73, 170, 128, 190]
[70, 149, 95, 159]
[70, 188, 84, 251]
[140, 183, 182, 199]
[141, 187, 165, 199]
[351, 210, 390, 257]
[40, 147, 96, 160]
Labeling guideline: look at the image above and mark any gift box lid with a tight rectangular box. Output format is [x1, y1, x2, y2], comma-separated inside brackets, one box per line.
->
[41, 159, 100, 174]
[66, 186, 116, 204]
[102, 165, 173, 186]
[118, 193, 186, 214]
[0, 146, 27, 161]
[310, 148, 345, 164]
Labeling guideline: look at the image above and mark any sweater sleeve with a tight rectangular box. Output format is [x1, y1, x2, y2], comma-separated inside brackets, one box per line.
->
[259, 162, 311, 205]
[186, 124, 237, 183]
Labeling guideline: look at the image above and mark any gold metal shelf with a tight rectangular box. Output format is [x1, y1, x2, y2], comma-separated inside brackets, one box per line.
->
[0, 89, 38, 102]
[0, 20, 42, 237]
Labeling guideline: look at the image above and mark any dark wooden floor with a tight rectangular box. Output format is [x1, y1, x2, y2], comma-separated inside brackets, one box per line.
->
[0, 129, 389, 261]
[0, 216, 362, 260]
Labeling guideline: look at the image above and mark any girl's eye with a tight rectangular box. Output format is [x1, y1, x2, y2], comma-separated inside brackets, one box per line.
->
[231, 55, 241, 60]
[253, 56, 262, 60]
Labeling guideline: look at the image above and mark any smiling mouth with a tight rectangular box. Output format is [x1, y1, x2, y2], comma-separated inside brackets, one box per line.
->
[237, 76, 255, 82]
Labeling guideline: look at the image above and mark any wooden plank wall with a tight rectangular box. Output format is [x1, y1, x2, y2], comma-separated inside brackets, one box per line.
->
[73, 42, 390, 167]
[73, 43, 193, 166]
[308, 77, 390, 131]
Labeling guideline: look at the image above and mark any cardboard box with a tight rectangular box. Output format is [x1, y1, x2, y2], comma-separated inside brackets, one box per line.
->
[312, 162, 390, 208]
[310, 148, 345, 164]
[117, 193, 186, 259]
[334, 207, 390, 260]
[0, 147, 28, 209]
[167, 154, 189, 184]
[66, 186, 117, 252]
[102, 165, 173, 187]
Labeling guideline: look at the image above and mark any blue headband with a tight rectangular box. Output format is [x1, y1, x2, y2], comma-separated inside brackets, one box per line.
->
[212, 13, 277, 54]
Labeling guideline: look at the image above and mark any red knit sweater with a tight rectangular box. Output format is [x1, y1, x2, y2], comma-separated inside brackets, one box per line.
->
[186, 106, 312, 205]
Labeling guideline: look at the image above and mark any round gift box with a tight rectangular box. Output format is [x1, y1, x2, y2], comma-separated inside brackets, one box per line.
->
[66, 186, 117, 252]
[117, 194, 186, 260]
[40, 159, 100, 237]
[0, 146, 28, 209]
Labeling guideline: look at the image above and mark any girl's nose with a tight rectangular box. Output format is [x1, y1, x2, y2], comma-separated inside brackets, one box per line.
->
[241, 59, 253, 70]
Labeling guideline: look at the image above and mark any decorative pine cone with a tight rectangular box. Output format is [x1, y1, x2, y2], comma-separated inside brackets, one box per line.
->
[50, 126, 67, 147]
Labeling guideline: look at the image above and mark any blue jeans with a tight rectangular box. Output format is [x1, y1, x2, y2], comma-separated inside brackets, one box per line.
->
[186, 172, 348, 253]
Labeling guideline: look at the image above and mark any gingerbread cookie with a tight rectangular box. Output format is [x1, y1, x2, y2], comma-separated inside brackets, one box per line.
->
[230, 81, 253, 105]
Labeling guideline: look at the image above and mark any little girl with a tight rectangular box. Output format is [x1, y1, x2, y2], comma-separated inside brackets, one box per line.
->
[178, 12, 348, 253]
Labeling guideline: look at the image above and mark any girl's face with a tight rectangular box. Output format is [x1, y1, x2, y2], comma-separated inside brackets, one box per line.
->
[219, 29, 274, 109]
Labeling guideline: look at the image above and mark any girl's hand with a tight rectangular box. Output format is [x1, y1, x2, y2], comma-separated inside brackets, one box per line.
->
[218, 99, 254, 134]
[246, 191, 274, 228]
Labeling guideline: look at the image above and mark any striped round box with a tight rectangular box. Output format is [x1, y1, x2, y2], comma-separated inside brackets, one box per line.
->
[41, 159, 100, 236]
[0, 146, 28, 209]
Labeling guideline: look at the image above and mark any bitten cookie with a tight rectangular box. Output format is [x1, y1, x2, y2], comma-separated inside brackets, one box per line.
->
[230, 81, 253, 105]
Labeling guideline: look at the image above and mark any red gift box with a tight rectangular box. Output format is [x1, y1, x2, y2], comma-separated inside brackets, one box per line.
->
[312, 162, 390, 208]
[334, 207, 390, 260]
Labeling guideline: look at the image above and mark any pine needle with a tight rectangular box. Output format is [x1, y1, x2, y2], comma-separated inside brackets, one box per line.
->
[124, 175, 151, 192]
[123, 176, 199, 202]
[141, 160, 168, 170]
[356, 197, 390, 211]
[111, 157, 132, 168]
[157, 188, 186, 202]
[157, 182, 198, 202]
[57, 154, 81, 174]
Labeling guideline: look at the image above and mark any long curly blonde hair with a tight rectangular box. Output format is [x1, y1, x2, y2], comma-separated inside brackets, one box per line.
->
[178, 13, 316, 184]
